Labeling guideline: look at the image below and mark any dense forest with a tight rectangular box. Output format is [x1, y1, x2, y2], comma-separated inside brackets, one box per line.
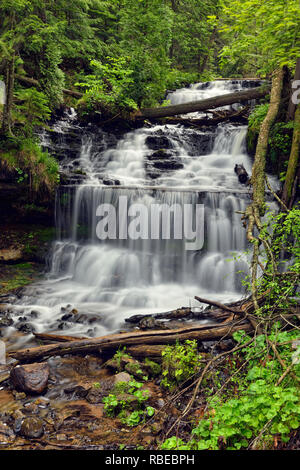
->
[0, 0, 299, 454]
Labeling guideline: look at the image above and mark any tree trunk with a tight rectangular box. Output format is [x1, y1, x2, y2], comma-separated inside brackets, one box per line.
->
[282, 104, 300, 206]
[138, 86, 269, 120]
[250, 68, 284, 214]
[9, 322, 251, 363]
[245, 68, 284, 316]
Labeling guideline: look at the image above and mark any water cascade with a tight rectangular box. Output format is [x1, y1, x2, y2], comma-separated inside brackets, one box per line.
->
[8, 80, 278, 340]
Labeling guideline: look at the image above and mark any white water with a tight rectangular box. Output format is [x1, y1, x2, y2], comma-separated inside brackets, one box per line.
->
[7, 80, 278, 341]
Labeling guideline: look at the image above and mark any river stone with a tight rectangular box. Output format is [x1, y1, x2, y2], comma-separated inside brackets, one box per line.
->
[86, 377, 115, 404]
[114, 372, 131, 384]
[0, 313, 13, 328]
[20, 417, 44, 439]
[10, 362, 50, 394]
[145, 135, 171, 150]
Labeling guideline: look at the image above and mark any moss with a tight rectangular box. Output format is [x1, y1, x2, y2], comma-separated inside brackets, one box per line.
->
[144, 358, 161, 377]
[0, 136, 59, 195]
[0, 262, 42, 294]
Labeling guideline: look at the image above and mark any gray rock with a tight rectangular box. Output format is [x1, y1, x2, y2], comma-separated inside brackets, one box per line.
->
[114, 372, 131, 384]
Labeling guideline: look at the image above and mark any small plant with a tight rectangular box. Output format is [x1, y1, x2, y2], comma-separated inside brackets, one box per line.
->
[161, 340, 201, 390]
[102, 379, 154, 427]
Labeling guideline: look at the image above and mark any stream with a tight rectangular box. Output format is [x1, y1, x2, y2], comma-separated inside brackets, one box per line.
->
[4, 80, 279, 345]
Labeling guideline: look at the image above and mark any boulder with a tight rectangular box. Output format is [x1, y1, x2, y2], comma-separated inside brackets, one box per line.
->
[145, 135, 171, 150]
[114, 372, 131, 385]
[10, 362, 50, 394]
[0, 313, 13, 328]
[20, 417, 44, 439]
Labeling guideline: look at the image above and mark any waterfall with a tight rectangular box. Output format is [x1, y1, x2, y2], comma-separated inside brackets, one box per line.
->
[9, 80, 276, 339]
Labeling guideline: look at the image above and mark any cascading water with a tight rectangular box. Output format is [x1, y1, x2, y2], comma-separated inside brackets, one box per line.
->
[6, 80, 278, 342]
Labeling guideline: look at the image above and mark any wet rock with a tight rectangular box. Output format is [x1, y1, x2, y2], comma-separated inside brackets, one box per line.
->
[20, 417, 44, 439]
[147, 149, 172, 160]
[86, 378, 114, 404]
[61, 313, 73, 321]
[22, 402, 39, 415]
[86, 387, 104, 404]
[114, 372, 131, 385]
[0, 421, 15, 443]
[10, 362, 50, 394]
[103, 178, 121, 186]
[64, 385, 89, 398]
[0, 313, 13, 328]
[30, 310, 39, 319]
[152, 159, 183, 171]
[15, 322, 36, 334]
[105, 358, 121, 372]
[145, 135, 172, 150]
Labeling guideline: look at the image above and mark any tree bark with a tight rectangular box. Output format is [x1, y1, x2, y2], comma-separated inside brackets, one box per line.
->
[244, 68, 284, 317]
[250, 68, 284, 214]
[138, 87, 269, 120]
[282, 104, 300, 206]
[9, 322, 251, 363]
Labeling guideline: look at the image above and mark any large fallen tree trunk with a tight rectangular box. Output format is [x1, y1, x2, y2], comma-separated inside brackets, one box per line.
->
[138, 86, 269, 120]
[151, 107, 250, 127]
[9, 322, 251, 363]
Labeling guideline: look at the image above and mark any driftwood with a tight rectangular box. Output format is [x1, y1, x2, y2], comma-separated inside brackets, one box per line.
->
[194, 296, 244, 314]
[125, 307, 193, 324]
[126, 344, 166, 359]
[138, 87, 269, 119]
[33, 332, 86, 343]
[9, 321, 251, 363]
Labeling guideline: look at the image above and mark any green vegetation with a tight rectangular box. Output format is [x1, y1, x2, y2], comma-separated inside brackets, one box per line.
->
[0, 262, 42, 294]
[161, 340, 201, 390]
[0, 136, 59, 193]
[161, 203, 300, 451]
[162, 329, 300, 450]
[103, 379, 154, 427]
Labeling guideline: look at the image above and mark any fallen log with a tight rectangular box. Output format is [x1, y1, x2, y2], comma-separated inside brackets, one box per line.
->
[9, 322, 251, 363]
[33, 332, 86, 343]
[195, 296, 244, 314]
[126, 344, 166, 359]
[153, 107, 250, 127]
[125, 307, 193, 324]
[138, 86, 269, 119]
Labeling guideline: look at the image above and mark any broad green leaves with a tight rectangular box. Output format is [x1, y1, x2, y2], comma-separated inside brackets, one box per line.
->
[219, 0, 300, 75]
